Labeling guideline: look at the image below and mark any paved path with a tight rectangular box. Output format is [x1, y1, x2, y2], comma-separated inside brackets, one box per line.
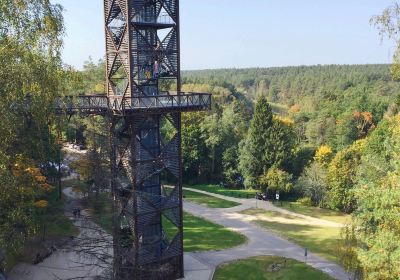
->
[182, 188, 352, 280]
[184, 187, 342, 228]
[9, 187, 112, 280]
[8, 144, 349, 280]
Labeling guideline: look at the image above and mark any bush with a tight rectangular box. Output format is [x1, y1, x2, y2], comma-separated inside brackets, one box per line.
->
[259, 166, 293, 195]
[297, 197, 313, 207]
[297, 162, 328, 207]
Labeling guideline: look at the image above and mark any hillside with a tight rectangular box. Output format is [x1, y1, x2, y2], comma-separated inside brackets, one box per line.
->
[182, 65, 400, 149]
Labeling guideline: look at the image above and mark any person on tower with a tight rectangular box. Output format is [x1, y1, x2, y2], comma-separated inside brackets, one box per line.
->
[153, 60, 159, 79]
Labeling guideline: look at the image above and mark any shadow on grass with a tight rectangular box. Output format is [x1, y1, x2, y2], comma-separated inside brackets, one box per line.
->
[213, 256, 334, 280]
[255, 220, 341, 262]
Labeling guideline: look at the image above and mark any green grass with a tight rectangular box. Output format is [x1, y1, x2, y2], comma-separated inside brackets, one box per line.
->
[241, 208, 303, 221]
[251, 215, 341, 262]
[240, 208, 342, 262]
[181, 212, 246, 252]
[275, 201, 351, 224]
[88, 193, 247, 252]
[213, 256, 334, 280]
[183, 189, 240, 208]
[185, 184, 256, 199]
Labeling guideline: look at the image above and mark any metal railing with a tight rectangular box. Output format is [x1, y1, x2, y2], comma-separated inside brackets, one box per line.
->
[132, 13, 175, 25]
[54, 92, 211, 115]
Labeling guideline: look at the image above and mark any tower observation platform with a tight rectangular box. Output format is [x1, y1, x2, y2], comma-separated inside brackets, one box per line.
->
[55, 91, 211, 116]
[54, 0, 211, 280]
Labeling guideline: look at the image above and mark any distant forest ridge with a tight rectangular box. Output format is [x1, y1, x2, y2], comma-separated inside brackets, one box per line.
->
[182, 64, 399, 117]
[183, 64, 391, 77]
[182, 64, 393, 91]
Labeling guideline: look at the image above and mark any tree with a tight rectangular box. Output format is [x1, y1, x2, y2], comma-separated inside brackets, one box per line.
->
[371, 2, 400, 80]
[353, 111, 375, 139]
[0, 157, 53, 267]
[297, 162, 327, 207]
[219, 102, 250, 187]
[350, 116, 400, 279]
[0, 0, 64, 266]
[259, 166, 293, 195]
[326, 139, 366, 213]
[201, 113, 223, 175]
[239, 97, 296, 188]
[239, 97, 274, 188]
[268, 84, 279, 102]
[182, 112, 209, 181]
[314, 145, 333, 166]
[334, 115, 358, 150]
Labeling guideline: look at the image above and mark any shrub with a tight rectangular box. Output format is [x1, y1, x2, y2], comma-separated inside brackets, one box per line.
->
[259, 166, 293, 195]
[297, 161, 328, 207]
[297, 197, 313, 207]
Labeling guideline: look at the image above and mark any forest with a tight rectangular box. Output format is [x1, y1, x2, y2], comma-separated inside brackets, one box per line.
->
[58, 59, 400, 279]
[0, 1, 400, 280]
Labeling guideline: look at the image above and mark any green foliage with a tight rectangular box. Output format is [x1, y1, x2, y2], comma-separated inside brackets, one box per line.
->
[326, 140, 366, 213]
[0, 0, 64, 268]
[182, 112, 209, 180]
[371, 2, 400, 80]
[259, 166, 293, 194]
[288, 145, 316, 178]
[297, 162, 327, 207]
[239, 97, 274, 188]
[296, 197, 313, 207]
[351, 116, 400, 279]
[184, 65, 398, 151]
[239, 97, 296, 188]
[0, 0, 64, 52]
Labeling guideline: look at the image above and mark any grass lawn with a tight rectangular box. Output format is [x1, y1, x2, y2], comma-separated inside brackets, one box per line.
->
[88, 193, 247, 252]
[274, 201, 351, 224]
[185, 184, 256, 199]
[182, 212, 246, 252]
[213, 256, 334, 280]
[240, 209, 341, 262]
[183, 189, 240, 208]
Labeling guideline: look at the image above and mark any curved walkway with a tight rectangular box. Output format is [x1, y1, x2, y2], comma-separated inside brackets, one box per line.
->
[183, 189, 352, 280]
[184, 187, 342, 228]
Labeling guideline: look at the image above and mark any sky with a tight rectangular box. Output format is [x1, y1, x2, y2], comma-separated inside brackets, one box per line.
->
[52, 0, 396, 70]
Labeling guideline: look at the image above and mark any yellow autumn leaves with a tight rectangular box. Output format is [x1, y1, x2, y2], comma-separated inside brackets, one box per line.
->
[12, 158, 53, 209]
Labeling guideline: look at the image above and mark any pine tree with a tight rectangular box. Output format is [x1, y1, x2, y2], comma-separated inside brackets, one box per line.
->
[239, 96, 275, 188]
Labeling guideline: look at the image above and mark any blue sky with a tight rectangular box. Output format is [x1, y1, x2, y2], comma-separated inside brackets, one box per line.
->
[52, 0, 395, 70]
